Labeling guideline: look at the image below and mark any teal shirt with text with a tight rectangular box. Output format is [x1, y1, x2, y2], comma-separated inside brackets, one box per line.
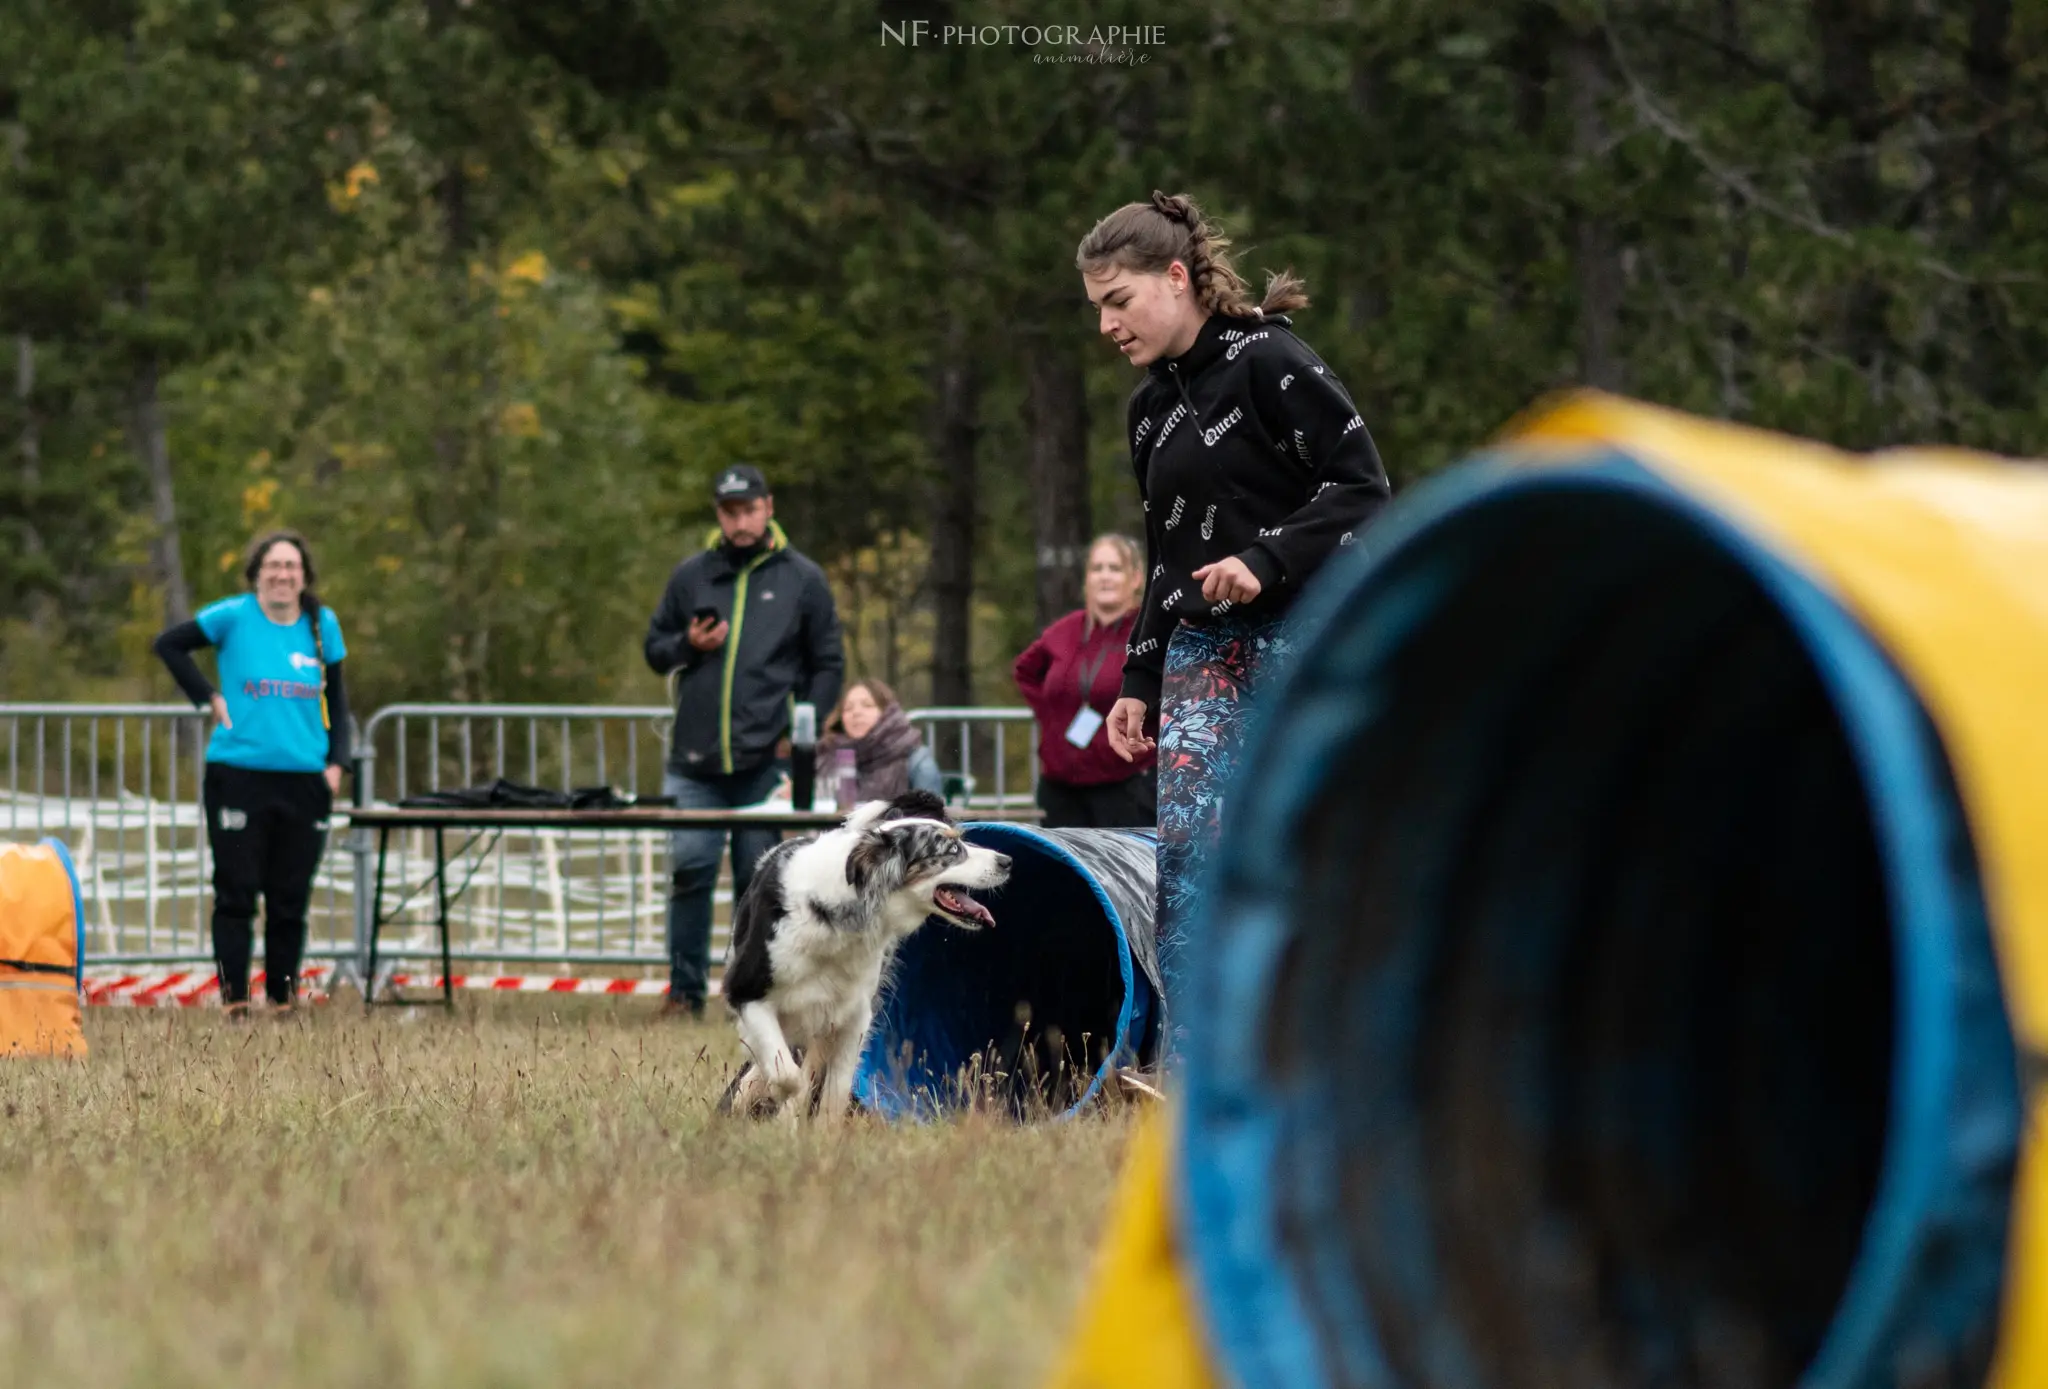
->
[195, 595, 347, 773]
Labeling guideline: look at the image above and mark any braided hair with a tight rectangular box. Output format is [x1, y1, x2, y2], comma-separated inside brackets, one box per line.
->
[1076, 190, 1309, 319]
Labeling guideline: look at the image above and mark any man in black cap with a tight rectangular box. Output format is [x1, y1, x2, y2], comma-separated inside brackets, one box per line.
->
[644, 466, 845, 1017]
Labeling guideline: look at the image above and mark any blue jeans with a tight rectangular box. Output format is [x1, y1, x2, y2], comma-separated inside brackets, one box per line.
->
[663, 761, 787, 1005]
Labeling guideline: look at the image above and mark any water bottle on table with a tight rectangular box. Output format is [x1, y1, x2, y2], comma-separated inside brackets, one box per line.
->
[833, 747, 859, 814]
[790, 702, 818, 811]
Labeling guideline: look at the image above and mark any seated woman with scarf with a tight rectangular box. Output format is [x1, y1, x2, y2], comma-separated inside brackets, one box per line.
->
[818, 678, 945, 802]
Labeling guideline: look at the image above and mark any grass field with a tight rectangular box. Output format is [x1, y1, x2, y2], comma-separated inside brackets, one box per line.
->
[0, 1000, 1139, 1388]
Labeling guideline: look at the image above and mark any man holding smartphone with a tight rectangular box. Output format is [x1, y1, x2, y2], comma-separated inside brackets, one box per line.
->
[643, 465, 845, 1018]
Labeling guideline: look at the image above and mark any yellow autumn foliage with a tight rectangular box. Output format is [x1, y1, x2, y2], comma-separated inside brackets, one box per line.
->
[240, 478, 279, 524]
[499, 402, 543, 438]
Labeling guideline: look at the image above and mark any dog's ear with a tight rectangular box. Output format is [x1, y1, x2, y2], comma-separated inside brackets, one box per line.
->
[879, 789, 948, 825]
[845, 830, 891, 892]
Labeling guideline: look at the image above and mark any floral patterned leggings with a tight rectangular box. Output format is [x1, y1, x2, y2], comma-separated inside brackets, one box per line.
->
[1153, 614, 1299, 1061]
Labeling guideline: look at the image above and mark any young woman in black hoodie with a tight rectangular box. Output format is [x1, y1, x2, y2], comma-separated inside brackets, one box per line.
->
[1080, 191, 1391, 1051]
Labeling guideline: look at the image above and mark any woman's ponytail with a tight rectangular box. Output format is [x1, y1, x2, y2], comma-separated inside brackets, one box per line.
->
[1079, 191, 1310, 319]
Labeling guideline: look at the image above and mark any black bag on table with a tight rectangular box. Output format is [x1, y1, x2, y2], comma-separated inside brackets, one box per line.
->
[396, 778, 670, 811]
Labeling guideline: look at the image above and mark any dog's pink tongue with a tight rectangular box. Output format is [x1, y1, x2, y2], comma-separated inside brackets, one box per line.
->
[937, 888, 995, 927]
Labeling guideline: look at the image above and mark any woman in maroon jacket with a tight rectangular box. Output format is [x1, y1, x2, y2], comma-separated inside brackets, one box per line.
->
[1014, 534, 1158, 828]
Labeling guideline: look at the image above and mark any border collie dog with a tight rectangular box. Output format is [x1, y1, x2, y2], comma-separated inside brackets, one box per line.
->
[718, 790, 1010, 1123]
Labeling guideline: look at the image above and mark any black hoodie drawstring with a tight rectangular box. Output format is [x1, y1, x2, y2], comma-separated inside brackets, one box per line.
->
[1168, 361, 1198, 420]
[1167, 357, 1242, 499]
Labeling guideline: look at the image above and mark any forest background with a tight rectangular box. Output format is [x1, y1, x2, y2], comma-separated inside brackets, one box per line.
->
[5, 0, 2043, 714]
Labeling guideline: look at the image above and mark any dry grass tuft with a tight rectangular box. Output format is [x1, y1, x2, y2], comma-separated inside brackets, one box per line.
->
[0, 1000, 1138, 1388]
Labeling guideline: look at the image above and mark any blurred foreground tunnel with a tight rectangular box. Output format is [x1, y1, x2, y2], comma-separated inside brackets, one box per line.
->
[1052, 394, 2048, 1389]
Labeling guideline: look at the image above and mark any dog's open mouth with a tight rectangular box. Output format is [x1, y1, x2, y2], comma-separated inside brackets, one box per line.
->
[933, 885, 996, 928]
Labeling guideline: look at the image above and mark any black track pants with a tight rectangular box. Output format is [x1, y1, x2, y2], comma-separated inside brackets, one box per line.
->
[203, 763, 332, 1005]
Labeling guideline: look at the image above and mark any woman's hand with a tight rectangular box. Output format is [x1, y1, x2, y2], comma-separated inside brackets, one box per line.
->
[1107, 698, 1155, 762]
[210, 693, 232, 729]
[324, 764, 343, 797]
[1193, 556, 1263, 605]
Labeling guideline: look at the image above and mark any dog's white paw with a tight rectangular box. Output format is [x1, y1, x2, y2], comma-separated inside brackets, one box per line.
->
[766, 1056, 804, 1102]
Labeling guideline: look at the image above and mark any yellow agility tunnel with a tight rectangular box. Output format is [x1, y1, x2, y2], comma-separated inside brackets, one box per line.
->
[0, 838, 88, 1058]
[1051, 393, 2048, 1389]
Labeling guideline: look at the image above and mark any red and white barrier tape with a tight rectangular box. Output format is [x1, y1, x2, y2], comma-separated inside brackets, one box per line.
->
[82, 966, 332, 1008]
[82, 966, 679, 1008]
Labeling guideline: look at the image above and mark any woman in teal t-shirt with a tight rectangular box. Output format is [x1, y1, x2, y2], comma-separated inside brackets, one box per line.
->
[154, 529, 352, 1016]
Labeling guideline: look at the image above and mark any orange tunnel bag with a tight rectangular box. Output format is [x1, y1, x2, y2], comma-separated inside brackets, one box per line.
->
[0, 840, 88, 1058]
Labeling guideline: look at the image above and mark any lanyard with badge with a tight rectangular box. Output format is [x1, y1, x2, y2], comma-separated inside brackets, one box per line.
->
[1063, 617, 1124, 749]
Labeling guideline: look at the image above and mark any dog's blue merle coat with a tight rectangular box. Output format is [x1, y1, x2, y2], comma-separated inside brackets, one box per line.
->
[720, 789, 956, 1009]
[719, 837, 801, 1008]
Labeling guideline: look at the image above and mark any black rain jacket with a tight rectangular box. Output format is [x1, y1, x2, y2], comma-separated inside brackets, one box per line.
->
[644, 522, 845, 777]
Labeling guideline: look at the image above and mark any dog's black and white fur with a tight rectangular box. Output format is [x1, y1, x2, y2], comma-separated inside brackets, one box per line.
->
[719, 790, 1011, 1123]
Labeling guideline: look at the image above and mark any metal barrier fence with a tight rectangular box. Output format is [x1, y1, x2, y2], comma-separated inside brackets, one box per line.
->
[354, 703, 688, 982]
[1, 702, 1041, 986]
[0, 704, 359, 966]
[910, 706, 1041, 812]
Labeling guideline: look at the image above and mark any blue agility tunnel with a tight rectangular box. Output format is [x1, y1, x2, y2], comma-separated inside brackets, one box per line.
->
[1175, 445, 2022, 1388]
[855, 824, 1163, 1121]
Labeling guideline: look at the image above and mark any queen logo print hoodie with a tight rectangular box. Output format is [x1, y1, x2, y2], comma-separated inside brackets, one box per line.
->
[1119, 311, 1391, 709]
